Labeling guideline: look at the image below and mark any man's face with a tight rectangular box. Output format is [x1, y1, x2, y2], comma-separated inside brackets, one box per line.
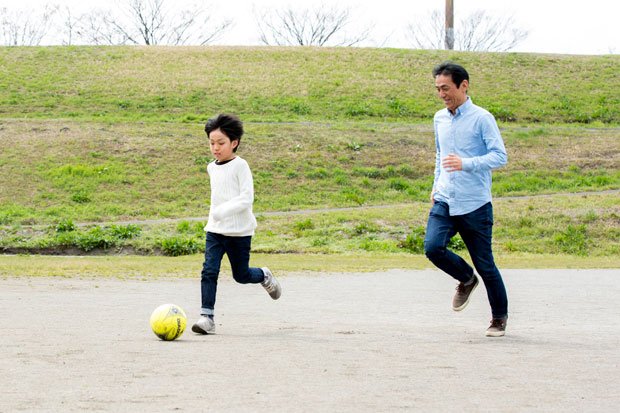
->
[435, 74, 468, 113]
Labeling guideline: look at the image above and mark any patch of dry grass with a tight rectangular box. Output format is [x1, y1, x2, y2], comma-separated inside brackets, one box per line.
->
[0, 250, 616, 279]
[0, 120, 618, 227]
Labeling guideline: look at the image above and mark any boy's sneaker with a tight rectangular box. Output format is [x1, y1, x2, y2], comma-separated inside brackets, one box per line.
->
[452, 275, 479, 311]
[486, 317, 508, 337]
[261, 267, 281, 300]
[191, 316, 215, 335]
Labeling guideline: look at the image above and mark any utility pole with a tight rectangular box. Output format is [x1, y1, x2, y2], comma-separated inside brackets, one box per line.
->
[445, 0, 454, 50]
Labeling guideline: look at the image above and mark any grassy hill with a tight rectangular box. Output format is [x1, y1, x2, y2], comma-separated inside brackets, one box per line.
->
[0, 46, 618, 261]
[1, 46, 618, 124]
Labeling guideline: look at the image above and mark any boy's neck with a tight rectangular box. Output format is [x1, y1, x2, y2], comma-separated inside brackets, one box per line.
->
[215, 156, 236, 165]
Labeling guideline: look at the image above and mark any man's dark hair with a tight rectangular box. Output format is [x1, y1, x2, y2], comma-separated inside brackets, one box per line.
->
[205, 113, 244, 152]
[432, 62, 469, 88]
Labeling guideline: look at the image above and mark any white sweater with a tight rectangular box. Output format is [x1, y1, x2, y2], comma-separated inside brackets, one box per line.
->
[204, 157, 257, 237]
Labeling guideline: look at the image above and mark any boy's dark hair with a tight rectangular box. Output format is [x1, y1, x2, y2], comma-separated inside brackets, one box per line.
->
[432, 62, 469, 88]
[205, 114, 244, 152]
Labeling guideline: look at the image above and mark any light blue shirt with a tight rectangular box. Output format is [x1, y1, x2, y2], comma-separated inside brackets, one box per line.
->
[432, 97, 507, 216]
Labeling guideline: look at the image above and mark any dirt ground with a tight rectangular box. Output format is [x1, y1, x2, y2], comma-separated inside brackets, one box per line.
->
[1, 268, 619, 412]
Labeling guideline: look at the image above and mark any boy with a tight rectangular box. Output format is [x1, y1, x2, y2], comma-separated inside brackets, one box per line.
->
[192, 113, 281, 335]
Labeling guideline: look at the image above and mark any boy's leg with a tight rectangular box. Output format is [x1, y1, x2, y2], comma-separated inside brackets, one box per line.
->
[459, 203, 508, 320]
[225, 236, 281, 299]
[200, 232, 225, 316]
[424, 201, 475, 283]
[225, 236, 265, 284]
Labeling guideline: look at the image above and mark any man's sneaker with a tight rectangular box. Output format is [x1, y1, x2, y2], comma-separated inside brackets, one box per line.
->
[191, 316, 215, 335]
[261, 267, 281, 300]
[452, 275, 479, 311]
[486, 317, 508, 337]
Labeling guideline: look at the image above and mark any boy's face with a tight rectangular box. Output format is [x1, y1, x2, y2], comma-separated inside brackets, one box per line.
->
[209, 128, 238, 162]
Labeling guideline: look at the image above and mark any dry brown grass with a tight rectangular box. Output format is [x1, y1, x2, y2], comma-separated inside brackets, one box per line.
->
[1, 119, 618, 226]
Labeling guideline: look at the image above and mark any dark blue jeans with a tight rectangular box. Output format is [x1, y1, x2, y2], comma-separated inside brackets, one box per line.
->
[200, 232, 265, 316]
[424, 201, 508, 319]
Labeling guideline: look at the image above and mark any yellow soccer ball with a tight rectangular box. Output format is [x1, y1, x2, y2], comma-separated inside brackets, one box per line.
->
[150, 303, 187, 341]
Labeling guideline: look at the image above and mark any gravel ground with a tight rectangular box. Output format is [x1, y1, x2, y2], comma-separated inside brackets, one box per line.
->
[1, 268, 619, 412]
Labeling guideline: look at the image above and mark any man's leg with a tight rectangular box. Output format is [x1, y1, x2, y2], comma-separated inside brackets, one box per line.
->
[459, 203, 508, 320]
[424, 201, 475, 283]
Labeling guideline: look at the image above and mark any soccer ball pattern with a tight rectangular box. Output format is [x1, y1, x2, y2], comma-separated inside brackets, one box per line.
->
[149, 304, 187, 341]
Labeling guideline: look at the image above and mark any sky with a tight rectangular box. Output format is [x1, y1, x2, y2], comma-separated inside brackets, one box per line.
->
[1, 0, 618, 54]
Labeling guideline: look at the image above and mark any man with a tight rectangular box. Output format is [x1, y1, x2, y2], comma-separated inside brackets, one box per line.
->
[424, 62, 509, 337]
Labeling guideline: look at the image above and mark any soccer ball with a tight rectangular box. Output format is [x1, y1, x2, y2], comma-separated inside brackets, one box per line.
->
[150, 303, 187, 341]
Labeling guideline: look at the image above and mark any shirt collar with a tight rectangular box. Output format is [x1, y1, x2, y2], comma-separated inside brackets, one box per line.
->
[449, 96, 472, 117]
[215, 157, 236, 166]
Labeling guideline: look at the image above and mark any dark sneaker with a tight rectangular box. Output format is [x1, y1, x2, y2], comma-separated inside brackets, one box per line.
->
[452, 275, 479, 311]
[191, 316, 215, 335]
[486, 317, 508, 337]
[261, 267, 281, 300]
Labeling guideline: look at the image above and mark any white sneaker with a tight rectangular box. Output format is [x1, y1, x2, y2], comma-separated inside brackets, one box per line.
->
[261, 267, 281, 300]
[191, 316, 215, 334]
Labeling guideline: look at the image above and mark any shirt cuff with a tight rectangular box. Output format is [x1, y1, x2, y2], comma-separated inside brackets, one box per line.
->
[461, 158, 474, 172]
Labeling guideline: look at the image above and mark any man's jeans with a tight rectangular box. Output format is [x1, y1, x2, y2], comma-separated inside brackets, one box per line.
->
[424, 201, 508, 319]
[200, 232, 265, 316]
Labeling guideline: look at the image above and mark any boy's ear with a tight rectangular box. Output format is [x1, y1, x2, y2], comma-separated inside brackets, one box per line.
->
[231, 139, 240, 150]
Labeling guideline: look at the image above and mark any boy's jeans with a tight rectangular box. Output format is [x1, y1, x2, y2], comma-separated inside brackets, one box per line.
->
[424, 201, 508, 319]
[200, 232, 265, 316]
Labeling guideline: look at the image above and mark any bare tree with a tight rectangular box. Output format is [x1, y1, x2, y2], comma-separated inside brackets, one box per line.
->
[74, 0, 231, 46]
[457, 11, 528, 52]
[75, 10, 131, 45]
[256, 5, 370, 47]
[407, 9, 528, 52]
[406, 10, 445, 51]
[0, 5, 58, 46]
[59, 6, 88, 45]
[60, 7, 76, 45]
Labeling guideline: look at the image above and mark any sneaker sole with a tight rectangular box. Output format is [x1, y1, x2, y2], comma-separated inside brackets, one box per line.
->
[452, 279, 479, 311]
[262, 285, 281, 300]
[262, 267, 281, 300]
[270, 288, 281, 300]
[191, 324, 214, 335]
[485, 330, 506, 337]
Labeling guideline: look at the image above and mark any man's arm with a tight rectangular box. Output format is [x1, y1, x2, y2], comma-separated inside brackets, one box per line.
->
[461, 113, 507, 172]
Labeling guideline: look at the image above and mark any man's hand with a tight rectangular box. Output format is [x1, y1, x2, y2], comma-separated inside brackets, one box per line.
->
[442, 154, 463, 172]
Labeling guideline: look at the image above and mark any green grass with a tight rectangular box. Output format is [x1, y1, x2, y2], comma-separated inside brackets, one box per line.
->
[1, 46, 619, 264]
[0, 251, 617, 279]
[2, 194, 619, 260]
[0, 254, 432, 279]
[0, 47, 618, 124]
[1, 120, 618, 227]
